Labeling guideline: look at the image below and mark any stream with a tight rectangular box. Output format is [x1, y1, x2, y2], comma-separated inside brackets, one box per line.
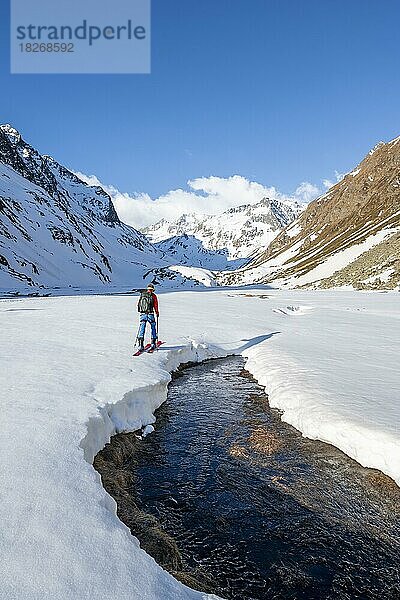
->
[95, 356, 400, 600]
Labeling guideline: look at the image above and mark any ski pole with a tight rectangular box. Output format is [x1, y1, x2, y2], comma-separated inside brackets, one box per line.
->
[134, 322, 141, 347]
[156, 315, 159, 342]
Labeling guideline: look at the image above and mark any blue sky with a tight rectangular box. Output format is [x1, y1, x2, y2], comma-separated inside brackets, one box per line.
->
[1, 0, 399, 205]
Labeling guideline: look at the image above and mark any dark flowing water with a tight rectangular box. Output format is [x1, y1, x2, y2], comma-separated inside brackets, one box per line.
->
[99, 357, 400, 600]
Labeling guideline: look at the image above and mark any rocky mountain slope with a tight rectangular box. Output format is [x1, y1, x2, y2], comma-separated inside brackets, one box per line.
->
[143, 197, 304, 259]
[0, 125, 189, 294]
[220, 136, 400, 290]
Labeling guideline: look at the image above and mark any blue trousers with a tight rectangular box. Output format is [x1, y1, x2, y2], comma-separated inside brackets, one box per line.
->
[138, 313, 157, 340]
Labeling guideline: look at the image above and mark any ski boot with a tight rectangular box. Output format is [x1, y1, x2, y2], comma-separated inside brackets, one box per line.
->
[138, 337, 145, 352]
[150, 338, 157, 351]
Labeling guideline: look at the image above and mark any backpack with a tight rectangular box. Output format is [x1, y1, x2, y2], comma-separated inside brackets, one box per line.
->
[138, 290, 154, 313]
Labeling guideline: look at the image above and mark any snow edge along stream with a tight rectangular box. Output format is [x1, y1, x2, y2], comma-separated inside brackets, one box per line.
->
[80, 341, 233, 547]
[81, 341, 230, 465]
[81, 336, 400, 546]
[79, 340, 233, 599]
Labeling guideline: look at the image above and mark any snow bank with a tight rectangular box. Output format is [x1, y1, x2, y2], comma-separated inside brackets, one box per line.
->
[81, 340, 226, 464]
[243, 292, 400, 485]
[245, 344, 400, 483]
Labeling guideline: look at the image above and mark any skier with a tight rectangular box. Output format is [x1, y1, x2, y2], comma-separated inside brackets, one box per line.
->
[137, 283, 159, 351]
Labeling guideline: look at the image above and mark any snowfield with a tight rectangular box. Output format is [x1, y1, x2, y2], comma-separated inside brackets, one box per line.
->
[1, 289, 399, 599]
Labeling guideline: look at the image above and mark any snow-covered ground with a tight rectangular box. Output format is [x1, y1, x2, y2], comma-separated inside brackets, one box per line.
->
[1, 289, 399, 599]
[169, 265, 218, 287]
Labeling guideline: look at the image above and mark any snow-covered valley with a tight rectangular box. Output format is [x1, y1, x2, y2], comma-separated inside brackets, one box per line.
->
[1, 289, 399, 599]
[2, 0, 399, 595]
[2, 124, 399, 296]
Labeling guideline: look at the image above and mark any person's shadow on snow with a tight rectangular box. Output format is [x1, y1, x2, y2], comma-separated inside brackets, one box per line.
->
[161, 333, 280, 353]
[235, 332, 280, 352]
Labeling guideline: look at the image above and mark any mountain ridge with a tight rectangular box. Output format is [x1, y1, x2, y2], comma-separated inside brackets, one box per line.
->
[0, 125, 192, 293]
[3, 124, 398, 293]
[220, 135, 400, 290]
[143, 196, 304, 259]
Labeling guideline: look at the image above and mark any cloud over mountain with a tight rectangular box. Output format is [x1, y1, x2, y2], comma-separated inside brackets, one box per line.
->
[74, 172, 333, 229]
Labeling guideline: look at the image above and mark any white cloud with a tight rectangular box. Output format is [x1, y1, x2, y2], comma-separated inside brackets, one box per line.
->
[293, 182, 320, 203]
[323, 170, 344, 190]
[74, 171, 327, 229]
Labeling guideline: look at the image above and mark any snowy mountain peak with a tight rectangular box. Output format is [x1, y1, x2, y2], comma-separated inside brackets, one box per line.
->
[389, 134, 400, 146]
[0, 125, 121, 227]
[0, 124, 21, 145]
[154, 233, 246, 271]
[143, 196, 303, 259]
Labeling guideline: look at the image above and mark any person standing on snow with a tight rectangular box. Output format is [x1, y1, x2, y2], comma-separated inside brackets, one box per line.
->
[137, 283, 159, 351]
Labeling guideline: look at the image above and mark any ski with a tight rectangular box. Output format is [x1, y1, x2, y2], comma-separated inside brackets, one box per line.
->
[133, 343, 152, 357]
[147, 341, 165, 354]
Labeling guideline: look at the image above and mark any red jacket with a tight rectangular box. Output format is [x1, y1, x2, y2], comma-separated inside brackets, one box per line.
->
[151, 292, 159, 316]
